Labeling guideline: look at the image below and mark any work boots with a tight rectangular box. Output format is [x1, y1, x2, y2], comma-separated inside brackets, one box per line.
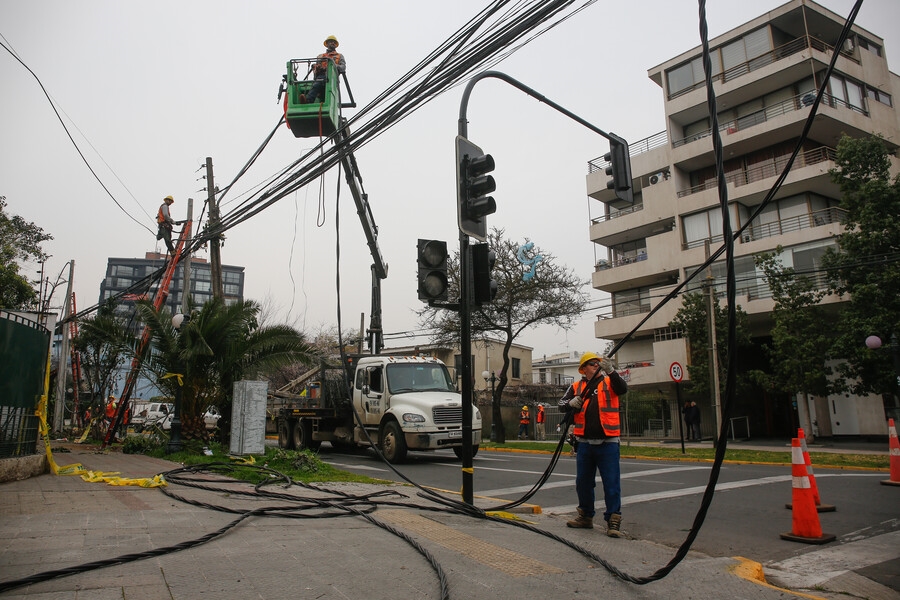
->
[566, 508, 593, 529]
[606, 513, 624, 538]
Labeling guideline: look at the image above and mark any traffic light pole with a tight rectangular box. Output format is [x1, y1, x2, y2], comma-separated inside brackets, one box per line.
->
[456, 70, 636, 505]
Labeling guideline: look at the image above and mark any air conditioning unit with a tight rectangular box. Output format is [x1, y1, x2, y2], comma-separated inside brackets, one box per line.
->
[649, 172, 666, 185]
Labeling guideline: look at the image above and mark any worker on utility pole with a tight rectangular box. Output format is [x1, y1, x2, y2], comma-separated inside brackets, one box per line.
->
[156, 195, 178, 255]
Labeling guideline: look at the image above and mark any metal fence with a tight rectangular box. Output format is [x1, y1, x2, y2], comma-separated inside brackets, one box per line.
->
[0, 311, 50, 458]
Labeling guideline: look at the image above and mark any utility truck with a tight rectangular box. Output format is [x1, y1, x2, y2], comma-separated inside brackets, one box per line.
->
[274, 355, 481, 463]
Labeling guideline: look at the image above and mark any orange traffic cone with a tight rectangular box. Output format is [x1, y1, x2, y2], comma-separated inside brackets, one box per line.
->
[780, 438, 835, 544]
[786, 428, 835, 512]
[881, 418, 900, 487]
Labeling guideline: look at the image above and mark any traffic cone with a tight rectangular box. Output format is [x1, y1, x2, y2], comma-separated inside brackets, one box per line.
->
[785, 428, 835, 512]
[881, 418, 900, 487]
[780, 438, 835, 544]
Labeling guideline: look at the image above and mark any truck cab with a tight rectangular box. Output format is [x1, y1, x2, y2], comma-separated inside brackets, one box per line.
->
[352, 355, 481, 462]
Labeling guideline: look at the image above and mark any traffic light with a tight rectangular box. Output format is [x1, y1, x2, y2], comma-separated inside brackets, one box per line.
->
[604, 137, 634, 205]
[456, 136, 497, 242]
[417, 239, 448, 302]
[471, 243, 497, 305]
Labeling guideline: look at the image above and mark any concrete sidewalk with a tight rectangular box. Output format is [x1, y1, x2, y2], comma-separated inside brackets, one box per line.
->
[0, 442, 890, 599]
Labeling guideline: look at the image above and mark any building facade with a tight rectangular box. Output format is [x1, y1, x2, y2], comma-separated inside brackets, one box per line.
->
[586, 0, 899, 436]
[99, 252, 245, 325]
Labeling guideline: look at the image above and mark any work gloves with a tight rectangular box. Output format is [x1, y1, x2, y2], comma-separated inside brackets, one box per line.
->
[568, 396, 584, 410]
[600, 357, 615, 374]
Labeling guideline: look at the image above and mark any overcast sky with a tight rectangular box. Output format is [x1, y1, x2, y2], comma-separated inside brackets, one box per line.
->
[2, 0, 897, 360]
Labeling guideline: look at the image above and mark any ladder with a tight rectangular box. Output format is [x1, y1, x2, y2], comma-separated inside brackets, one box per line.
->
[101, 223, 192, 448]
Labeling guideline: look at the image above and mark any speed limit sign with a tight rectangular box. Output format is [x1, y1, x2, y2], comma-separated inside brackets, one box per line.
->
[669, 362, 684, 382]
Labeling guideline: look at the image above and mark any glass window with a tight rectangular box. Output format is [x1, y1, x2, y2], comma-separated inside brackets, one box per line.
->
[195, 280, 211, 292]
[225, 271, 242, 283]
[667, 62, 694, 96]
[511, 358, 521, 379]
[845, 79, 864, 110]
[224, 284, 240, 295]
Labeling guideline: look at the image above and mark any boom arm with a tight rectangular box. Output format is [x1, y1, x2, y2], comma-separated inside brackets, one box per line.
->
[335, 120, 387, 354]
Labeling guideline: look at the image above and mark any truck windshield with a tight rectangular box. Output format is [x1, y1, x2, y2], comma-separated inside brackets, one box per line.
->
[386, 363, 455, 393]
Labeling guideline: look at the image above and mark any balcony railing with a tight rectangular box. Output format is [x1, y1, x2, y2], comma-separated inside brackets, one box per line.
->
[597, 252, 649, 270]
[681, 207, 846, 250]
[744, 271, 830, 301]
[591, 202, 644, 224]
[588, 132, 667, 173]
[676, 146, 837, 198]
[672, 92, 867, 148]
[667, 35, 856, 101]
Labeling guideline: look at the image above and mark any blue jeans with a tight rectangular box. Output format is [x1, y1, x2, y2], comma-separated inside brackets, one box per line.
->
[575, 441, 621, 522]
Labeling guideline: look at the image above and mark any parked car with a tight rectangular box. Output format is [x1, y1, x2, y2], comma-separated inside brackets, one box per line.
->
[203, 406, 221, 429]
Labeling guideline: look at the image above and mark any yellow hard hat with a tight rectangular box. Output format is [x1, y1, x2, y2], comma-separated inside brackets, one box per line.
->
[522, 405, 529, 410]
[578, 352, 602, 374]
[324, 35, 339, 47]
[164, 195, 174, 203]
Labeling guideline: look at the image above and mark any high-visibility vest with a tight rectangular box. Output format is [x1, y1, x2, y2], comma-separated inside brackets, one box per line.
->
[571, 377, 621, 438]
[536, 407, 545, 423]
[315, 51, 342, 74]
[519, 411, 530, 425]
[157, 205, 170, 225]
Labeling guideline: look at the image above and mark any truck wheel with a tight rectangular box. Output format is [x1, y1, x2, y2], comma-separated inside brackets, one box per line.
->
[453, 445, 479, 459]
[292, 418, 321, 451]
[380, 420, 407, 463]
[278, 420, 295, 449]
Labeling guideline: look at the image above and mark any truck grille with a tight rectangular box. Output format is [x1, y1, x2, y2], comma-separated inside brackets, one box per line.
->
[432, 406, 462, 425]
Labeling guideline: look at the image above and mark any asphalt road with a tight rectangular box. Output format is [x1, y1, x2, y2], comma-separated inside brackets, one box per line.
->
[315, 444, 900, 593]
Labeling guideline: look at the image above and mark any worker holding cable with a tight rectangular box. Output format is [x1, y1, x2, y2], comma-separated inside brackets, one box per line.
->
[558, 352, 628, 538]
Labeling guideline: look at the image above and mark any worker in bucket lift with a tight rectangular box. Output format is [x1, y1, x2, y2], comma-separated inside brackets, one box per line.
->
[303, 35, 345, 104]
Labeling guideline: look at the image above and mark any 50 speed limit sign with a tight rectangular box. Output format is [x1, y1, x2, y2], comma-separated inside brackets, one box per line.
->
[669, 362, 684, 383]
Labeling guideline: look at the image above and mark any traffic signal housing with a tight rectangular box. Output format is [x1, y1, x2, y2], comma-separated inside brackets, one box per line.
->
[604, 138, 634, 205]
[456, 136, 497, 242]
[471, 243, 497, 305]
[417, 239, 448, 302]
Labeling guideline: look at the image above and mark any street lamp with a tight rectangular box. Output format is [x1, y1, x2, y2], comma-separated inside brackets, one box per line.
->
[482, 370, 497, 442]
[167, 313, 188, 453]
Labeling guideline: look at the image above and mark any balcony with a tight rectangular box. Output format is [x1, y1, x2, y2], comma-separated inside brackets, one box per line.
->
[671, 92, 866, 149]
[676, 146, 836, 198]
[667, 35, 855, 102]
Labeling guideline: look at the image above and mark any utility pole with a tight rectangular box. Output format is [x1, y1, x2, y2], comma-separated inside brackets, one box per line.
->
[206, 157, 224, 300]
[704, 241, 722, 445]
[53, 260, 75, 433]
[182, 199, 193, 314]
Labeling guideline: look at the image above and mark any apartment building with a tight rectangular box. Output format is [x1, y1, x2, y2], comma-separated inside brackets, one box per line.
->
[99, 252, 245, 330]
[587, 0, 899, 437]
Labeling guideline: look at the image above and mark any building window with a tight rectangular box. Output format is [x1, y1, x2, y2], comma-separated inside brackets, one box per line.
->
[866, 86, 892, 107]
[682, 209, 723, 249]
[193, 268, 211, 281]
[612, 287, 651, 318]
[224, 284, 241, 296]
[858, 37, 882, 57]
[511, 358, 521, 379]
[195, 280, 211, 293]
[224, 271, 242, 283]
[828, 74, 866, 112]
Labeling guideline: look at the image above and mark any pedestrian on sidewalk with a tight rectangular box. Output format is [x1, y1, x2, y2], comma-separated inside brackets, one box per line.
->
[558, 352, 628, 538]
[536, 404, 546, 441]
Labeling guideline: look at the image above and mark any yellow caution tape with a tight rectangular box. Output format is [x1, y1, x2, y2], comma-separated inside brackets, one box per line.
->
[461, 467, 474, 474]
[161, 372, 184, 386]
[229, 454, 256, 465]
[485, 511, 536, 524]
[81, 470, 167, 488]
[36, 390, 87, 476]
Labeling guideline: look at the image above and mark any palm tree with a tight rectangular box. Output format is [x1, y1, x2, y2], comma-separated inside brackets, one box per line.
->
[135, 298, 318, 441]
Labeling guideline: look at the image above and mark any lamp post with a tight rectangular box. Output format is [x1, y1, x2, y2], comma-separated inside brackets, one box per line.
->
[167, 313, 187, 454]
[482, 370, 497, 442]
[866, 333, 900, 407]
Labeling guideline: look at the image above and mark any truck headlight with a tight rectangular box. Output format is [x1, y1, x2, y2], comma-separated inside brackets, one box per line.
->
[402, 413, 426, 423]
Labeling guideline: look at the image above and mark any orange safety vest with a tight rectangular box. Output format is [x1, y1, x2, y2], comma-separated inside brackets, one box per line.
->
[536, 406, 545, 423]
[519, 410, 530, 425]
[571, 377, 621, 438]
[315, 51, 342, 74]
[157, 205, 171, 225]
